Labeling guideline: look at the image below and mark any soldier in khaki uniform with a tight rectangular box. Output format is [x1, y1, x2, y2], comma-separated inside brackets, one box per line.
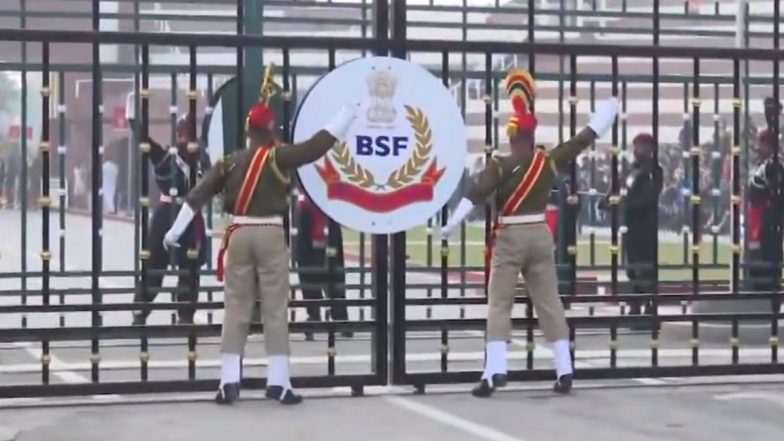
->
[163, 93, 360, 405]
[441, 69, 618, 397]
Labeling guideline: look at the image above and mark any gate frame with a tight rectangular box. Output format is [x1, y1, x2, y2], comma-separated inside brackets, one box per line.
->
[0, 0, 783, 398]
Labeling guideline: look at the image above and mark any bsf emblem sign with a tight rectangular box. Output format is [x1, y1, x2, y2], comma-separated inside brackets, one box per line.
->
[294, 57, 467, 234]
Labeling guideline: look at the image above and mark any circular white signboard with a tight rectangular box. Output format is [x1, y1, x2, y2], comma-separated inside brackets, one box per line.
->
[293, 56, 468, 234]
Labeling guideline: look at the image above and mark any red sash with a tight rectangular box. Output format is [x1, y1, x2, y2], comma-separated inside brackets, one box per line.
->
[748, 202, 764, 249]
[485, 151, 548, 282]
[216, 147, 271, 282]
[545, 204, 559, 237]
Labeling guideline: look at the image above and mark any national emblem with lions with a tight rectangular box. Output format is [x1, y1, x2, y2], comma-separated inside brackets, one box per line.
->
[315, 68, 446, 213]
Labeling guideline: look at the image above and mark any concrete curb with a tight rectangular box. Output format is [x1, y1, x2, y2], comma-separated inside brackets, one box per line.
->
[0, 425, 18, 441]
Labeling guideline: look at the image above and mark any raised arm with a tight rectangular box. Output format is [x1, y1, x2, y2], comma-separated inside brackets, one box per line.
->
[127, 115, 168, 167]
[275, 103, 360, 170]
[184, 157, 231, 212]
[549, 128, 599, 173]
[549, 97, 620, 174]
[464, 157, 507, 204]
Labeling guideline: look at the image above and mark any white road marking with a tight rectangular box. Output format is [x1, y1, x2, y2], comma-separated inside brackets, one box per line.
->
[714, 391, 784, 408]
[385, 395, 527, 441]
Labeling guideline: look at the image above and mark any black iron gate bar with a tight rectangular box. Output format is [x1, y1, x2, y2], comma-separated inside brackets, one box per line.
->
[1, 10, 784, 396]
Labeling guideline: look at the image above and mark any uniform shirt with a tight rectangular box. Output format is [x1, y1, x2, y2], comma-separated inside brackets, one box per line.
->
[465, 127, 597, 214]
[148, 139, 210, 200]
[185, 130, 337, 216]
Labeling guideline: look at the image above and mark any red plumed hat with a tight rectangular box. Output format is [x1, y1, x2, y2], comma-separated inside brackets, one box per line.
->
[504, 68, 537, 137]
[246, 103, 276, 132]
[245, 63, 279, 133]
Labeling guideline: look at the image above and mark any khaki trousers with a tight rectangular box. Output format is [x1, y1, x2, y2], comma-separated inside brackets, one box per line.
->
[487, 223, 569, 342]
[221, 225, 290, 356]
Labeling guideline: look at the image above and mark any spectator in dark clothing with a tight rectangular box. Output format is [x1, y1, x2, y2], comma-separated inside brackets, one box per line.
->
[745, 128, 784, 293]
[602, 133, 662, 320]
[294, 188, 351, 341]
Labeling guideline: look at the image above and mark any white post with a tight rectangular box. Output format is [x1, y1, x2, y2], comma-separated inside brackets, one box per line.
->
[735, 0, 748, 49]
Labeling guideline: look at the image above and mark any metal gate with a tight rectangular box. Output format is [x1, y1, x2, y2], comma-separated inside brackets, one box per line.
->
[0, 0, 782, 398]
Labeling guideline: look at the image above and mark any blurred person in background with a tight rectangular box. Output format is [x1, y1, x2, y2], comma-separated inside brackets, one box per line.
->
[129, 112, 211, 325]
[745, 128, 784, 294]
[102, 156, 118, 214]
[294, 187, 351, 341]
[601, 132, 661, 324]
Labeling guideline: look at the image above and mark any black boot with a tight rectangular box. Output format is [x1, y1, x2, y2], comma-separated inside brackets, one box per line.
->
[266, 385, 303, 405]
[305, 314, 319, 341]
[553, 374, 573, 394]
[471, 374, 507, 398]
[629, 302, 652, 331]
[215, 382, 240, 405]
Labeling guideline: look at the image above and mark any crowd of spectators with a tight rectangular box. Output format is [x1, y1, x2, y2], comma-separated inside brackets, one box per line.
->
[574, 121, 761, 235]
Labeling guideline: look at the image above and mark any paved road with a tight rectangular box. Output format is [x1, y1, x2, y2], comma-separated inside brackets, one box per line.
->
[0, 210, 779, 391]
[1, 380, 784, 441]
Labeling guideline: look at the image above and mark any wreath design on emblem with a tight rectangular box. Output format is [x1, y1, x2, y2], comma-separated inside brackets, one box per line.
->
[329, 105, 434, 190]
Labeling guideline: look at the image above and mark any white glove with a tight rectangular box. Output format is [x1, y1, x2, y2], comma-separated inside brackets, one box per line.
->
[323, 102, 361, 140]
[125, 92, 135, 121]
[163, 203, 196, 251]
[441, 198, 475, 241]
[587, 97, 620, 138]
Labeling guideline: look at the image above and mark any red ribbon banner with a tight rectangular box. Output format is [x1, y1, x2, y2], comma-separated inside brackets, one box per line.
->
[316, 159, 445, 213]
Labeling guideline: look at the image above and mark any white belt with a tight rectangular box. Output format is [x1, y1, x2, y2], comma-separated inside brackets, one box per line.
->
[159, 194, 183, 204]
[499, 213, 546, 225]
[232, 215, 283, 225]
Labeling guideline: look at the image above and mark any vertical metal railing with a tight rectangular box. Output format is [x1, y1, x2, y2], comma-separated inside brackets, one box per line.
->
[439, 50, 450, 374]
[235, 0, 244, 150]
[482, 53, 493, 292]
[389, 0, 408, 386]
[186, 44, 199, 380]
[730, 58, 742, 365]
[609, 56, 619, 310]
[690, 59, 702, 298]
[526, 0, 539, 368]
[731, 60, 741, 295]
[690, 57, 702, 366]
[651, 0, 661, 346]
[325, 48, 338, 376]
[138, 44, 152, 381]
[40, 41, 52, 384]
[167, 72, 179, 325]
[203, 73, 215, 325]
[567, 53, 578, 311]
[57, 70, 67, 328]
[372, 0, 390, 386]
[90, 0, 104, 382]
[19, 0, 29, 329]
[609, 56, 620, 365]
[588, 81, 597, 267]
[769, 0, 781, 364]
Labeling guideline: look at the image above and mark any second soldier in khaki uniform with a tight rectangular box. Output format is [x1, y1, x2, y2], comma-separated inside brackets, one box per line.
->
[441, 69, 618, 397]
[162, 85, 360, 405]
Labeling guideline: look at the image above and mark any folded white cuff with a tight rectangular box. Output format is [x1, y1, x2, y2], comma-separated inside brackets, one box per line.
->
[445, 198, 475, 229]
[267, 355, 292, 388]
[169, 203, 196, 239]
[587, 97, 619, 138]
[323, 105, 358, 140]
